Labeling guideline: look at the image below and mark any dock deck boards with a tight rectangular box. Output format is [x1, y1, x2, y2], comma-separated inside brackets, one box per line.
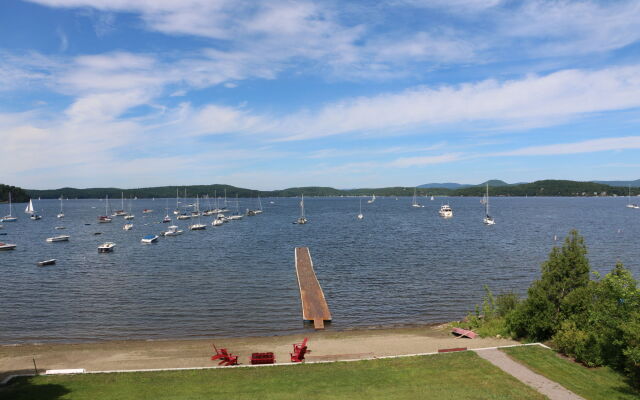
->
[295, 247, 332, 329]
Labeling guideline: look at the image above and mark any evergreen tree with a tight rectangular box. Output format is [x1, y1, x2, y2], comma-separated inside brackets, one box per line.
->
[507, 229, 590, 340]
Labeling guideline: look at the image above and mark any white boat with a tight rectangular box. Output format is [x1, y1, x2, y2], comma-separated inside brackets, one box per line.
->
[123, 223, 134, 231]
[367, 194, 376, 204]
[231, 194, 244, 219]
[57, 196, 65, 218]
[412, 188, 424, 208]
[124, 196, 135, 220]
[112, 192, 127, 216]
[439, 204, 453, 218]
[141, 234, 159, 243]
[25, 198, 41, 220]
[46, 235, 70, 242]
[483, 184, 495, 225]
[0, 242, 17, 250]
[37, 259, 56, 266]
[212, 217, 224, 226]
[55, 226, 65, 230]
[189, 195, 206, 230]
[1, 192, 17, 222]
[98, 195, 113, 223]
[295, 194, 307, 224]
[253, 196, 263, 214]
[357, 197, 364, 220]
[163, 225, 183, 236]
[430, 196, 434, 201]
[626, 186, 638, 209]
[98, 242, 116, 253]
[173, 188, 181, 215]
[162, 200, 171, 223]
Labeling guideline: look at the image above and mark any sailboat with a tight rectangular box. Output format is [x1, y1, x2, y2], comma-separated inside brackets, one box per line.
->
[25, 198, 41, 220]
[626, 186, 639, 209]
[367, 194, 376, 204]
[229, 194, 243, 220]
[357, 198, 364, 220]
[113, 192, 127, 216]
[124, 196, 135, 220]
[483, 184, 495, 225]
[98, 195, 113, 223]
[412, 188, 424, 208]
[2, 192, 18, 222]
[163, 200, 171, 223]
[295, 194, 307, 224]
[189, 195, 206, 230]
[254, 196, 263, 214]
[173, 188, 181, 215]
[57, 195, 65, 218]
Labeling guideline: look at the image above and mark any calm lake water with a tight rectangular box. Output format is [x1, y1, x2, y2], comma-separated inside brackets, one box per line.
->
[1, 196, 639, 344]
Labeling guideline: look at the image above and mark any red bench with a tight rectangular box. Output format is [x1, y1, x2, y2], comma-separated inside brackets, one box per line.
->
[250, 352, 275, 365]
[211, 344, 238, 366]
[290, 337, 309, 363]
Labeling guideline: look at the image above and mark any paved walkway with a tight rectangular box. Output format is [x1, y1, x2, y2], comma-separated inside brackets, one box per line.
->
[474, 348, 585, 400]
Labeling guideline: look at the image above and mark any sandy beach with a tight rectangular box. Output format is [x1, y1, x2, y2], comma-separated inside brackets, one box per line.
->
[1, 324, 517, 381]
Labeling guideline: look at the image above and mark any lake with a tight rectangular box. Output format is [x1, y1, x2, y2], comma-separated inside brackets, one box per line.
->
[1, 196, 638, 343]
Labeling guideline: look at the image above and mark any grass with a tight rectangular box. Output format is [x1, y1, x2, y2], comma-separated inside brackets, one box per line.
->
[502, 345, 640, 400]
[0, 351, 546, 400]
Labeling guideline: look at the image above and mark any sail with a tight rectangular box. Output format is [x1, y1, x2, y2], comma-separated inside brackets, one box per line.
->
[25, 199, 34, 214]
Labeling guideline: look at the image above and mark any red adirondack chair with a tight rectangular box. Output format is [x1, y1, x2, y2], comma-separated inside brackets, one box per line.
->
[211, 344, 238, 366]
[290, 337, 309, 362]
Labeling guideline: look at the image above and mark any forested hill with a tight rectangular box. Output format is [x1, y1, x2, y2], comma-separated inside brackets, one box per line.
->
[0, 184, 30, 203]
[23, 180, 640, 198]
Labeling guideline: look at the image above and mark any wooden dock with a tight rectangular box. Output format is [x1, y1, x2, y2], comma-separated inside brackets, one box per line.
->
[295, 247, 332, 329]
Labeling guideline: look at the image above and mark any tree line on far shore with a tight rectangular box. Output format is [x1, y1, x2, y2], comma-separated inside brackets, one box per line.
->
[20, 179, 640, 199]
[461, 230, 640, 386]
[0, 184, 29, 203]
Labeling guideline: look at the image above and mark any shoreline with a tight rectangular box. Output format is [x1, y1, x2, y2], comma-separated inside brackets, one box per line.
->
[0, 323, 518, 381]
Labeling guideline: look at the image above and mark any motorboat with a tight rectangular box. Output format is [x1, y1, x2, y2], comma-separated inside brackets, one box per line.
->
[212, 218, 224, 226]
[163, 225, 183, 236]
[98, 242, 116, 253]
[37, 259, 56, 266]
[0, 242, 17, 251]
[189, 223, 206, 230]
[141, 234, 159, 243]
[123, 223, 134, 231]
[46, 235, 70, 243]
[439, 204, 453, 218]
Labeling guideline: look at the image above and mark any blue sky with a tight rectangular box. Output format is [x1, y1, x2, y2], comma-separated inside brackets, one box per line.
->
[1, 0, 640, 190]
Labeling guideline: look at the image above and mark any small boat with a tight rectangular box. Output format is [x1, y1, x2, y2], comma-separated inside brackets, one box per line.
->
[367, 194, 376, 204]
[57, 196, 65, 218]
[162, 215, 171, 223]
[451, 327, 477, 339]
[141, 234, 159, 243]
[430, 196, 435, 201]
[483, 184, 495, 225]
[98, 195, 113, 223]
[37, 259, 56, 266]
[163, 225, 183, 236]
[295, 194, 308, 224]
[46, 235, 70, 243]
[25, 199, 42, 220]
[357, 198, 363, 220]
[1, 192, 18, 222]
[439, 204, 453, 218]
[55, 226, 65, 230]
[98, 242, 116, 252]
[228, 215, 242, 220]
[626, 186, 639, 209]
[112, 192, 127, 216]
[123, 223, 134, 231]
[189, 223, 206, 230]
[0, 242, 17, 251]
[189, 196, 206, 230]
[142, 209, 153, 214]
[212, 217, 224, 226]
[412, 188, 424, 208]
[176, 214, 191, 220]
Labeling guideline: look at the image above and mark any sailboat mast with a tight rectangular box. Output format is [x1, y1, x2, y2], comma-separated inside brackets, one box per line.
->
[485, 184, 490, 216]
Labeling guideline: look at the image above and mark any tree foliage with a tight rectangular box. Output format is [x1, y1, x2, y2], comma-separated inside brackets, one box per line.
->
[0, 184, 29, 203]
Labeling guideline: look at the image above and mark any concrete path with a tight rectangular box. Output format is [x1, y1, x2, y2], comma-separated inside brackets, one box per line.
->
[475, 348, 585, 400]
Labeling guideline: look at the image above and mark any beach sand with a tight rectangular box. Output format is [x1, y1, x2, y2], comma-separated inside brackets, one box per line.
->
[0, 324, 517, 380]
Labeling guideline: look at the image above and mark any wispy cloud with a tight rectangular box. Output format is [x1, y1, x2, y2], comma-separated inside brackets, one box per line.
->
[493, 136, 640, 157]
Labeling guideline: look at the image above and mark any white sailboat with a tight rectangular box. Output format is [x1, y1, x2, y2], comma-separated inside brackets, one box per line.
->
[295, 194, 307, 224]
[2, 192, 18, 222]
[173, 188, 181, 215]
[483, 184, 495, 225]
[367, 194, 376, 204]
[412, 188, 424, 208]
[357, 198, 364, 220]
[25, 198, 41, 220]
[124, 196, 135, 220]
[626, 186, 639, 209]
[57, 196, 65, 218]
[189, 195, 206, 230]
[163, 200, 171, 223]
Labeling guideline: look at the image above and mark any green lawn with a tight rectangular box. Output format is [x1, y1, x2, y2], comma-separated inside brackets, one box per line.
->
[502, 345, 639, 400]
[1, 351, 546, 400]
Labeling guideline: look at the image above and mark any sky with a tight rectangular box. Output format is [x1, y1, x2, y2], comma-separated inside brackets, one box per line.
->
[1, 0, 640, 190]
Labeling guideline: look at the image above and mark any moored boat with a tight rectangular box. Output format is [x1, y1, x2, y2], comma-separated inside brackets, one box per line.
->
[37, 259, 56, 266]
[141, 234, 159, 243]
[98, 242, 116, 253]
[0, 242, 17, 251]
[439, 204, 453, 218]
[46, 235, 70, 243]
[123, 223, 134, 231]
[163, 225, 183, 236]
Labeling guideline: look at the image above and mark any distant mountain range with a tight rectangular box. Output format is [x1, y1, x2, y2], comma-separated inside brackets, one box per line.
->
[592, 179, 640, 188]
[420, 179, 640, 188]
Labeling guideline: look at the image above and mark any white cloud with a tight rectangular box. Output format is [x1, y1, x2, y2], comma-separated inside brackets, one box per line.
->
[493, 136, 640, 157]
[388, 153, 462, 167]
